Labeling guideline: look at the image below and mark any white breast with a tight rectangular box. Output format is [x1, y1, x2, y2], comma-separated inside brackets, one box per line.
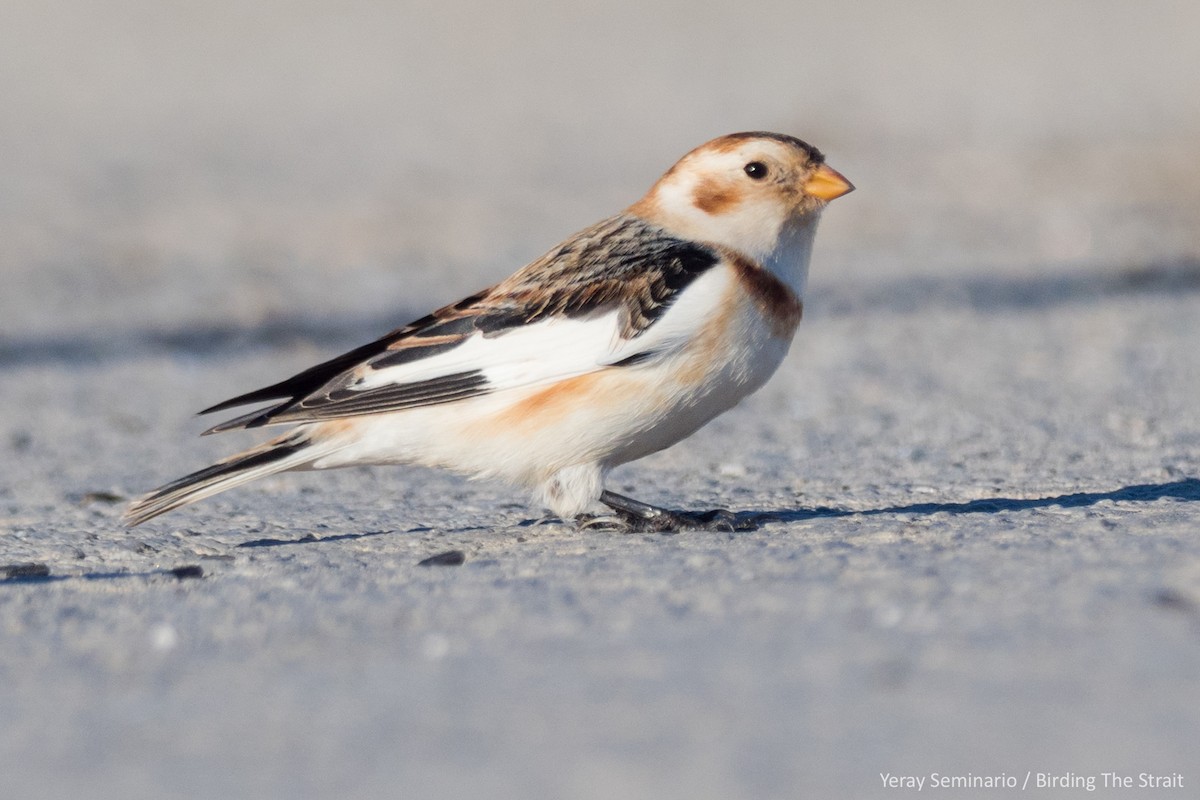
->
[600, 262, 795, 467]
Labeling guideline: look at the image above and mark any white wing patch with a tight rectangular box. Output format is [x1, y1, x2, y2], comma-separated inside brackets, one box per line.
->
[356, 264, 735, 399]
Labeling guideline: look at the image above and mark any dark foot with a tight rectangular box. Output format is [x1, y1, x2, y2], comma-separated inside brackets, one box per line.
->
[595, 490, 757, 533]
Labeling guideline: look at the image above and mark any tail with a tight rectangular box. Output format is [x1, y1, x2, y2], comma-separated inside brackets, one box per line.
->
[122, 431, 325, 527]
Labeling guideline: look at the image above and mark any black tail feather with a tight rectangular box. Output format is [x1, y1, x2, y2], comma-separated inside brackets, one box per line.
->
[123, 435, 311, 526]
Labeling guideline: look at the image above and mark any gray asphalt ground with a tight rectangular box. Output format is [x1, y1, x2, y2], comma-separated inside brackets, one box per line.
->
[2, 2, 1199, 798]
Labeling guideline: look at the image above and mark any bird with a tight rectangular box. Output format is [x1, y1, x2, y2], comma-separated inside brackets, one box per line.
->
[123, 131, 853, 532]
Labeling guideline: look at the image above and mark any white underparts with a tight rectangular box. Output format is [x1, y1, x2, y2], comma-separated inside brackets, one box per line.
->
[536, 462, 606, 518]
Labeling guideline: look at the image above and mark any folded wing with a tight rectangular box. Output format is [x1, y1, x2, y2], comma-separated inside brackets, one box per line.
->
[201, 214, 725, 433]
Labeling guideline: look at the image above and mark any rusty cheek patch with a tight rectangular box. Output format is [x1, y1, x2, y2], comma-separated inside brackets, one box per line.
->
[692, 177, 741, 215]
[730, 254, 803, 338]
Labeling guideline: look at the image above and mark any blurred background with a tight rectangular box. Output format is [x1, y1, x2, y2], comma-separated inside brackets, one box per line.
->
[3, 0, 1198, 342]
[3, 4, 1199, 797]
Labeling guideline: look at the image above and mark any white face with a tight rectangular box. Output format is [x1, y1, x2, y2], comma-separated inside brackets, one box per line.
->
[631, 134, 842, 261]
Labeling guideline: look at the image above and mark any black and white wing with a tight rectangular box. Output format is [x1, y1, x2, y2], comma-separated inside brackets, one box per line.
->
[200, 214, 729, 433]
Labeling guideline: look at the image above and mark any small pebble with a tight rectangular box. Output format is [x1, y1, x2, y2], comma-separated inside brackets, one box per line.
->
[169, 565, 205, 580]
[2, 562, 51, 580]
[418, 550, 465, 567]
[78, 491, 125, 506]
[1152, 588, 1197, 614]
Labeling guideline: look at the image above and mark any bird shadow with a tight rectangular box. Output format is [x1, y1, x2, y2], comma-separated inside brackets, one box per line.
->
[736, 477, 1200, 528]
[232, 478, 1200, 538]
[5, 480, 1193, 585]
[236, 522, 493, 548]
[238, 529, 401, 548]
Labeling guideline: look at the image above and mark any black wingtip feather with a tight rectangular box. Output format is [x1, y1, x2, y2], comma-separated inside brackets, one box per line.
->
[197, 332, 408, 416]
[122, 438, 308, 527]
[200, 386, 289, 416]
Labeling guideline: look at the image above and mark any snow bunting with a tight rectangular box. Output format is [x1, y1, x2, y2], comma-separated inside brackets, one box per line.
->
[124, 132, 853, 531]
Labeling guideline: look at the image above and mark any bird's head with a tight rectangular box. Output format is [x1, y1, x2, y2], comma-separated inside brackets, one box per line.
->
[629, 131, 853, 261]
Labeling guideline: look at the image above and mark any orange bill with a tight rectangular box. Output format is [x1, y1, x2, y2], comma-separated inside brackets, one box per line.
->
[804, 164, 854, 201]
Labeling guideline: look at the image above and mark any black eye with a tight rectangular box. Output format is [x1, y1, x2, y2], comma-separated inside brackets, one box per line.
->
[744, 161, 768, 180]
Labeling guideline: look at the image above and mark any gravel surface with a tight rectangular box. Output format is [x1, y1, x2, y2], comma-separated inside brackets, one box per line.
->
[3, 2, 1198, 798]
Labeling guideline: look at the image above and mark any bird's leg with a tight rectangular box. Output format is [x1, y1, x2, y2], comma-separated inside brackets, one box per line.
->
[596, 490, 746, 533]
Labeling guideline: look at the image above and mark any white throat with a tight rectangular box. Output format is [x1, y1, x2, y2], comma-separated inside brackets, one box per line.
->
[762, 212, 821, 300]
